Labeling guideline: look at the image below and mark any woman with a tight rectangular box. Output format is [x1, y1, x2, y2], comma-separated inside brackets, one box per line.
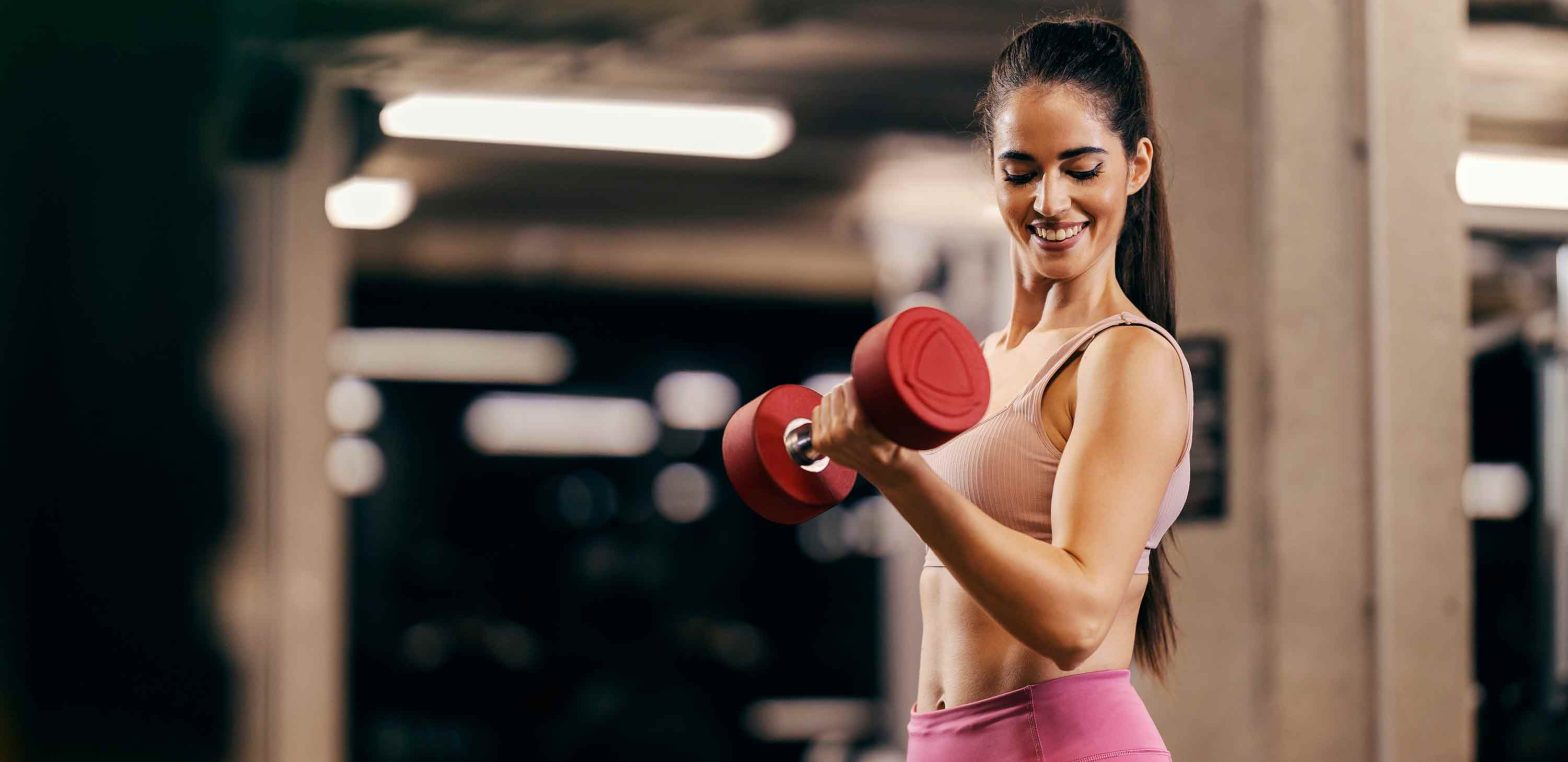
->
[810, 16, 1190, 761]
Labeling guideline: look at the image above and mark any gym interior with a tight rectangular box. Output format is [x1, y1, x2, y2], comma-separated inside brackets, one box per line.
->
[3, 0, 1567, 760]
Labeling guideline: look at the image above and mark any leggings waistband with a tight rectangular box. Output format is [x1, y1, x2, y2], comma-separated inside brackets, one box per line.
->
[909, 669, 1133, 725]
[906, 669, 1168, 761]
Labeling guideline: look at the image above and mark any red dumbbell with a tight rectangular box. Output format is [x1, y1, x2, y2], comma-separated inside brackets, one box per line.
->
[721, 306, 990, 524]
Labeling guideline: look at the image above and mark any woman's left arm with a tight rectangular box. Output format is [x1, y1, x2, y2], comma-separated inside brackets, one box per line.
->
[812, 327, 1187, 668]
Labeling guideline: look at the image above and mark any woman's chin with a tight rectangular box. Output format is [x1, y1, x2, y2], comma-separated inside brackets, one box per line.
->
[1019, 248, 1099, 282]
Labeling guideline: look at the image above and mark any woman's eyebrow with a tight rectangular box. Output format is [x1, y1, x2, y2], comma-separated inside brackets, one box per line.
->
[996, 146, 1108, 162]
[1056, 146, 1108, 160]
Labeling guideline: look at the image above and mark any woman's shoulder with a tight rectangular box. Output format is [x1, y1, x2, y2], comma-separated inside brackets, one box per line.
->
[1078, 324, 1188, 403]
[1066, 326, 1189, 458]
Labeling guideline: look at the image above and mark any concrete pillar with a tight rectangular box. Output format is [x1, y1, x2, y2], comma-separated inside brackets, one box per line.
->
[1130, 0, 1472, 758]
[1125, 2, 1275, 759]
[1365, 1, 1473, 758]
[211, 80, 351, 761]
[1256, 1, 1378, 758]
[266, 79, 353, 762]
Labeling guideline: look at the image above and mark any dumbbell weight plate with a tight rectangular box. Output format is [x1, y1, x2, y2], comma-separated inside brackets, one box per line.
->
[852, 306, 990, 450]
[721, 384, 856, 524]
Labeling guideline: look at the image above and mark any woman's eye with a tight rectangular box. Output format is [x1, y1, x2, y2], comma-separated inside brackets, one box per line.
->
[1003, 172, 1034, 185]
[1068, 166, 1105, 182]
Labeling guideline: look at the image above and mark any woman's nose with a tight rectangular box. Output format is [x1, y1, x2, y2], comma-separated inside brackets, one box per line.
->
[1034, 176, 1070, 217]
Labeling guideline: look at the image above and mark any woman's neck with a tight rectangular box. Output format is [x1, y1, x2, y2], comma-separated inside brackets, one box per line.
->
[1001, 264, 1132, 350]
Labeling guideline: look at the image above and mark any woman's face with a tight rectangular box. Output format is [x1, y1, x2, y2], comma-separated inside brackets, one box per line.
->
[990, 83, 1152, 281]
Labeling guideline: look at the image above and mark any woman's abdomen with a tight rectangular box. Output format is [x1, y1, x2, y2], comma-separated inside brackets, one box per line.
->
[917, 566, 1146, 712]
[917, 568, 1063, 711]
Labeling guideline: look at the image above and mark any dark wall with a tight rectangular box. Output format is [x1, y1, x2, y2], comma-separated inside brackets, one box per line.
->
[347, 277, 885, 761]
[0, 2, 235, 759]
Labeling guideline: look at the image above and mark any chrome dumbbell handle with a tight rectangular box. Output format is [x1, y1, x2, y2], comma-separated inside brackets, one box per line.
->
[783, 418, 830, 472]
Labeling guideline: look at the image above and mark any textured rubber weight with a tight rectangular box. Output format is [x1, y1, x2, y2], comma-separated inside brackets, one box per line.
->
[851, 306, 990, 450]
[722, 384, 856, 525]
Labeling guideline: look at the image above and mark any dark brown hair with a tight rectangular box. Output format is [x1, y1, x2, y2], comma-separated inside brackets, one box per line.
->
[976, 15, 1182, 684]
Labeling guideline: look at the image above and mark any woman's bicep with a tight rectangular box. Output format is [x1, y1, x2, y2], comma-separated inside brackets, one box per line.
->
[1048, 329, 1186, 615]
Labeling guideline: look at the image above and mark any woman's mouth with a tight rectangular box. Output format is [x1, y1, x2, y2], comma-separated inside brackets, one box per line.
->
[1030, 221, 1089, 249]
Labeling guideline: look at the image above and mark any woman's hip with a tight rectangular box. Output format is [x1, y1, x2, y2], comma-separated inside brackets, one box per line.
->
[906, 669, 1169, 762]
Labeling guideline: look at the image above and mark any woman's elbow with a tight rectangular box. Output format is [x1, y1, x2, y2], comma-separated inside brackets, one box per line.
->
[1029, 640, 1089, 671]
[1029, 620, 1096, 670]
[1051, 640, 1094, 671]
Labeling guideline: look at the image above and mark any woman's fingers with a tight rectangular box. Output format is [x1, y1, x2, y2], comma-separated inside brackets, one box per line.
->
[820, 383, 839, 451]
[813, 379, 879, 462]
[840, 380, 858, 428]
[811, 392, 826, 454]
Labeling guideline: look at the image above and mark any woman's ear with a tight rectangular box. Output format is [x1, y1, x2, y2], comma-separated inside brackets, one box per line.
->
[1126, 137, 1153, 196]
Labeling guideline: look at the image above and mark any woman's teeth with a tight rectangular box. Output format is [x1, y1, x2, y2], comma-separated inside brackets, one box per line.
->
[1034, 223, 1085, 242]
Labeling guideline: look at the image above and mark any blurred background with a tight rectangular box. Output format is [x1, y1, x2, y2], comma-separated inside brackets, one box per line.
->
[1, 0, 1565, 759]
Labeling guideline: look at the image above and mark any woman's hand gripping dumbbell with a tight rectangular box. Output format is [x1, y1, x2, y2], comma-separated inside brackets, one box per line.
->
[721, 307, 991, 524]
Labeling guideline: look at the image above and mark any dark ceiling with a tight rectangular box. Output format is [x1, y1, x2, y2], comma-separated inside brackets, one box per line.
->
[272, 1, 1123, 226]
[254, 0, 1568, 284]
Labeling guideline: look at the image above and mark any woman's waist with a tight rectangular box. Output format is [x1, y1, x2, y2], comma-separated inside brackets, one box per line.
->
[919, 566, 1060, 654]
[918, 567, 1135, 707]
[918, 573, 1071, 702]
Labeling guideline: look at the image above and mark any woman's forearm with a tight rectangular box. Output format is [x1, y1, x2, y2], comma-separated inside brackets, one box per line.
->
[869, 455, 1099, 668]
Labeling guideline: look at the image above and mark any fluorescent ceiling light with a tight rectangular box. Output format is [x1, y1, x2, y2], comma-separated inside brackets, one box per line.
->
[652, 463, 715, 524]
[1456, 151, 1568, 211]
[653, 371, 740, 430]
[324, 176, 415, 229]
[380, 92, 793, 159]
[464, 392, 660, 457]
[1462, 462, 1530, 521]
[802, 373, 850, 395]
[326, 376, 383, 433]
[329, 328, 574, 385]
[326, 436, 385, 497]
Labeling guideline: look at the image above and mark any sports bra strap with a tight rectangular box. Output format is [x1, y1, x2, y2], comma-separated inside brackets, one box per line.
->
[1018, 312, 1194, 455]
[1018, 312, 1139, 400]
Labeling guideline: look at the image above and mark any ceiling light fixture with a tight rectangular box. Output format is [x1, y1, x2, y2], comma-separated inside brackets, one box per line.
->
[324, 176, 415, 229]
[380, 92, 793, 159]
[1457, 150, 1568, 211]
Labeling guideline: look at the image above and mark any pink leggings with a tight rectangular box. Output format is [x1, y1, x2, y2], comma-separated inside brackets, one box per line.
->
[906, 669, 1170, 761]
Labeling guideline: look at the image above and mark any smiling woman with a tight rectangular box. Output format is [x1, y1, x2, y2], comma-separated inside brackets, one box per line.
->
[987, 83, 1161, 299]
[798, 14, 1188, 762]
